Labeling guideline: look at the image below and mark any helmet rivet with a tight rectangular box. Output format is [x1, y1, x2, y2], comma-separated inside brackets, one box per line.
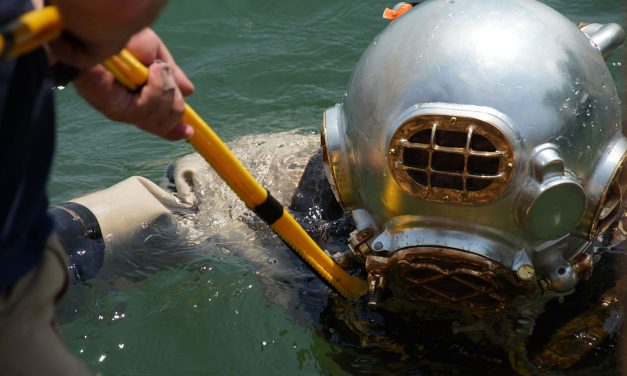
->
[450, 117, 457, 124]
[389, 148, 396, 155]
[373, 241, 383, 250]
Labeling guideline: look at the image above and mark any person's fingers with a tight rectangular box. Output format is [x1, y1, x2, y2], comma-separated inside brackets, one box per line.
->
[126, 29, 195, 96]
[171, 64, 195, 97]
[164, 122, 194, 141]
[74, 64, 134, 120]
[125, 30, 160, 64]
[133, 62, 176, 132]
[132, 61, 190, 140]
[164, 87, 193, 140]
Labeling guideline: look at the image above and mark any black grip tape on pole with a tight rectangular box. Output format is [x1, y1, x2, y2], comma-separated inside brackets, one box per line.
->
[253, 190, 284, 225]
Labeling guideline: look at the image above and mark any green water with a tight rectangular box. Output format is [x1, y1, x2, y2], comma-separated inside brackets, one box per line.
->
[51, 0, 627, 375]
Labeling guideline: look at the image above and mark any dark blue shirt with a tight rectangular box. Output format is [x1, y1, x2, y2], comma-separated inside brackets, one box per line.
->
[0, 1, 56, 289]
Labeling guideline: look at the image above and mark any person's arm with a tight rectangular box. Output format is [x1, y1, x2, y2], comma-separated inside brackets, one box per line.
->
[49, 175, 191, 282]
[50, 0, 166, 68]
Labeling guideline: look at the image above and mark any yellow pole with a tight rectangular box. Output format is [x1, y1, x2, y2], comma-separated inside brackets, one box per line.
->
[181, 100, 366, 297]
[0, 6, 62, 58]
[2, 6, 367, 299]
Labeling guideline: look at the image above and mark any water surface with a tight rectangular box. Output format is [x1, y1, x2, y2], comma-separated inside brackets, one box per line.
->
[51, 0, 627, 375]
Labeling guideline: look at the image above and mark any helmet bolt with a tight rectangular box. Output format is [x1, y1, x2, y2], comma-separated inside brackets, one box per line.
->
[367, 274, 385, 308]
[517, 264, 535, 280]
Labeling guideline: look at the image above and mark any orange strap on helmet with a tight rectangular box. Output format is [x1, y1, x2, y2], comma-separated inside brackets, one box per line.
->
[382, 3, 414, 21]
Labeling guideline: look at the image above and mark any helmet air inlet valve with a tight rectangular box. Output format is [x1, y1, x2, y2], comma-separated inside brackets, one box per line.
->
[332, 228, 375, 269]
[518, 144, 587, 240]
[348, 228, 375, 260]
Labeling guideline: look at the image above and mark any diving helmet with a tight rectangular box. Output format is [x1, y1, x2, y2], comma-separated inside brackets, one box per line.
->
[322, 0, 626, 313]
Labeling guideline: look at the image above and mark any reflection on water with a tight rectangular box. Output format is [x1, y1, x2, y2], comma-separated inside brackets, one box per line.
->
[60, 231, 345, 375]
[53, 0, 627, 375]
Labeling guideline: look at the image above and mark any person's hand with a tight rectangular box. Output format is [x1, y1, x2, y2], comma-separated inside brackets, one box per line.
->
[73, 28, 195, 141]
[50, 0, 166, 68]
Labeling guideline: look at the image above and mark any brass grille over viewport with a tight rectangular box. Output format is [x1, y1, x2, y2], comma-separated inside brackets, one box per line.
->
[365, 247, 535, 313]
[388, 115, 515, 205]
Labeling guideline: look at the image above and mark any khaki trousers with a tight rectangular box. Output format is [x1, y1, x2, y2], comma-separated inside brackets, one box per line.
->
[0, 234, 93, 376]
